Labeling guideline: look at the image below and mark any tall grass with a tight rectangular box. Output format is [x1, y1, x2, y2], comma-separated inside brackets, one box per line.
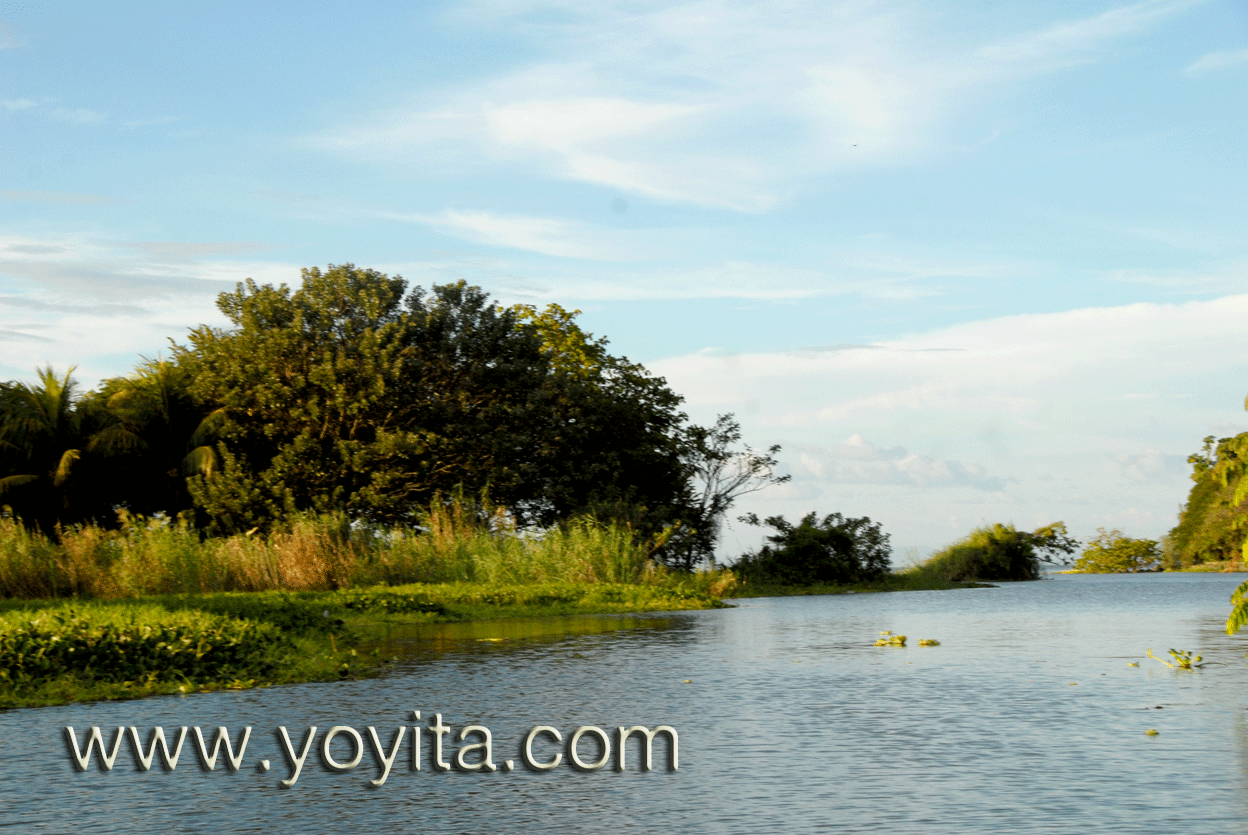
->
[0, 499, 656, 600]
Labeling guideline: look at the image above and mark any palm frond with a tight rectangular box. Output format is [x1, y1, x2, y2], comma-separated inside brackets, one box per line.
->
[182, 445, 219, 477]
[188, 409, 229, 449]
[87, 425, 148, 456]
[0, 474, 38, 499]
[53, 448, 80, 486]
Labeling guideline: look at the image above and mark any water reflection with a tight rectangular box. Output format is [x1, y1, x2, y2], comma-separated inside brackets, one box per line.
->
[358, 612, 694, 664]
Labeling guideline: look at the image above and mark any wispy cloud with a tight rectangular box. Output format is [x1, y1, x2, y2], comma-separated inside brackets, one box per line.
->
[976, 0, 1200, 70]
[795, 434, 1010, 491]
[310, 0, 1198, 211]
[386, 209, 626, 260]
[2, 98, 35, 111]
[1185, 47, 1248, 76]
[51, 107, 106, 124]
[0, 234, 301, 384]
[0, 329, 52, 343]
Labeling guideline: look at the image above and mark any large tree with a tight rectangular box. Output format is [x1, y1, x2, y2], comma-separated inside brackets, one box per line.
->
[173, 265, 705, 534]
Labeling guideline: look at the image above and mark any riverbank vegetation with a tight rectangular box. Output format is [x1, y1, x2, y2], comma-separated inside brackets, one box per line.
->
[908, 522, 1078, 582]
[1169, 434, 1248, 570]
[0, 500, 667, 598]
[1160, 425, 1248, 633]
[0, 581, 720, 710]
[0, 491, 735, 708]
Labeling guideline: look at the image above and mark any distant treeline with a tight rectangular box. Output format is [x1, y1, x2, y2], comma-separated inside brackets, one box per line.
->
[0, 264, 785, 571]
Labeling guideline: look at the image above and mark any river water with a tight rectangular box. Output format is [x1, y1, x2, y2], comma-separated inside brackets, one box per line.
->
[3, 572, 1248, 834]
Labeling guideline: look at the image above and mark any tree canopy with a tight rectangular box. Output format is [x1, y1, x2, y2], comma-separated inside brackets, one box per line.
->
[0, 265, 788, 567]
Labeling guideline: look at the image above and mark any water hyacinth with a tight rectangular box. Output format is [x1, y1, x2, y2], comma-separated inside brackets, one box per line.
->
[0, 605, 286, 686]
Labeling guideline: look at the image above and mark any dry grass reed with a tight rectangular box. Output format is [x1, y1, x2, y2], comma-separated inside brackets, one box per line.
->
[0, 496, 659, 600]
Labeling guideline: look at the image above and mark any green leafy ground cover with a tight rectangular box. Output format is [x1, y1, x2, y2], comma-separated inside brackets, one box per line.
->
[0, 582, 722, 710]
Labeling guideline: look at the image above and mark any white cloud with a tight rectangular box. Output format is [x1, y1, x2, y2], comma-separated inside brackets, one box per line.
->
[310, 0, 1198, 210]
[2, 98, 35, 110]
[653, 292, 1248, 546]
[386, 209, 628, 260]
[1185, 47, 1248, 76]
[1114, 447, 1187, 484]
[795, 434, 1010, 490]
[0, 234, 297, 384]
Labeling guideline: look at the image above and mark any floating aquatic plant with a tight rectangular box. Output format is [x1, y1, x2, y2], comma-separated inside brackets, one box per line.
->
[917, 639, 940, 646]
[874, 631, 906, 647]
[1147, 648, 1204, 670]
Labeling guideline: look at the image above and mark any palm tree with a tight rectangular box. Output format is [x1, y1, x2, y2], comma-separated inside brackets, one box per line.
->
[0, 366, 87, 530]
[92, 356, 224, 519]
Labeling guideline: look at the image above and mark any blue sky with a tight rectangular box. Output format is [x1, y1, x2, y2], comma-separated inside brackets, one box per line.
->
[2, 0, 1246, 557]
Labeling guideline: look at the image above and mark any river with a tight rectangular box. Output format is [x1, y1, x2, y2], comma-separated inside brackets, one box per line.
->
[3, 572, 1247, 833]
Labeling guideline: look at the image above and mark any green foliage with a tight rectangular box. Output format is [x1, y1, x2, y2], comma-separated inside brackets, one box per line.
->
[0, 367, 98, 530]
[733, 511, 891, 585]
[1073, 529, 1161, 573]
[173, 266, 704, 538]
[0, 604, 286, 688]
[1169, 434, 1248, 567]
[1227, 577, 1248, 635]
[0, 361, 219, 532]
[917, 522, 1077, 582]
[90, 357, 222, 521]
[874, 631, 905, 646]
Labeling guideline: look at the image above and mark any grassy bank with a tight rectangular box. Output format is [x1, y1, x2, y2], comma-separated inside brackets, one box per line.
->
[0, 509, 980, 710]
[0, 507, 734, 709]
[0, 581, 722, 709]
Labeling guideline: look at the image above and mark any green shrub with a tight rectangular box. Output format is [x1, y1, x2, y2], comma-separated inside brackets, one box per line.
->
[1074, 529, 1161, 573]
[733, 512, 891, 585]
[918, 522, 1076, 582]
